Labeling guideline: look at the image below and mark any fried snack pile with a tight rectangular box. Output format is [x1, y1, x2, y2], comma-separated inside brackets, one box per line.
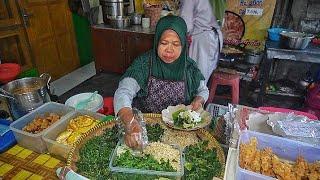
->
[240, 137, 320, 180]
[23, 113, 60, 134]
[56, 115, 99, 145]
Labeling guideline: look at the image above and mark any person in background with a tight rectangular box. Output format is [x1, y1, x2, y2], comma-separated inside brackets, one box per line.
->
[179, 0, 223, 85]
[113, 15, 209, 149]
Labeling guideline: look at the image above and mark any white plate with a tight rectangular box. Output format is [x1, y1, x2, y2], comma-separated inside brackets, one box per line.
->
[161, 104, 212, 131]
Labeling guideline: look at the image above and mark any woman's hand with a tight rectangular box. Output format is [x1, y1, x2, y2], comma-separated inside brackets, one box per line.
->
[190, 96, 205, 111]
[118, 108, 142, 149]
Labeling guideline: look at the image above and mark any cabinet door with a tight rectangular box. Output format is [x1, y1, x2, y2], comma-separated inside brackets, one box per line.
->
[0, 0, 20, 27]
[18, 0, 80, 80]
[125, 32, 153, 70]
[92, 28, 125, 73]
[0, 0, 33, 71]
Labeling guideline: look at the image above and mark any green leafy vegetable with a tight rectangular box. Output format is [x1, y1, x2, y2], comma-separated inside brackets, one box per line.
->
[172, 109, 186, 127]
[146, 124, 164, 142]
[76, 126, 118, 179]
[172, 109, 202, 128]
[114, 150, 175, 172]
[184, 141, 222, 179]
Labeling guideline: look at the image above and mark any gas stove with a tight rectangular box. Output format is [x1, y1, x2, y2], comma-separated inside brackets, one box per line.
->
[0, 97, 13, 121]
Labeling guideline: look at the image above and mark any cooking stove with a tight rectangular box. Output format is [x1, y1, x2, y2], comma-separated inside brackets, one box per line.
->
[0, 97, 13, 121]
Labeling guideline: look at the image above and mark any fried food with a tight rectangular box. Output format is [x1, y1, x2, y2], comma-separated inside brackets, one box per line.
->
[261, 148, 274, 176]
[294, 155, 309, 179]
[250, 150, 261, 173]
[23, 113, 60, 133]
[56, 115, 99, 146]
[240, 137, 320, 180]
[239, 137, 257, 170]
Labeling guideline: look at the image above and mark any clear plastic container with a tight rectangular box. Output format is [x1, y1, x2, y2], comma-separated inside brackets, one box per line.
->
[236, 130, 320, 180]
[109, 141, 184, 179]
[43, 110, 106, 160]
[9, 102, 74, 153]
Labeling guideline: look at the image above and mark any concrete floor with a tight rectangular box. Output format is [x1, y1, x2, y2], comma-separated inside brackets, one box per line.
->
[58, 72, 121, 103]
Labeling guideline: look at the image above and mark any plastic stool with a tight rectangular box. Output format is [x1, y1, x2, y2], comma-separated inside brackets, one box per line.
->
[207, 72, 240, 105]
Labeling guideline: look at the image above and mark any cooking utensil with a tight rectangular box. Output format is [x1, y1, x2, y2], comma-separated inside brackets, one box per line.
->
[75, 91, 98, 110]
[100, 0, 130, 24]
[245, 49, 263, 64]
[280, 31, 314, 49]
[0, 88, 15, 100]
[109, 16, 130, 28]
[1, 73, 51, 120]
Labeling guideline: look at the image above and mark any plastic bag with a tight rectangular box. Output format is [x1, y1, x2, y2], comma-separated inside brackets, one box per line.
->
[118, 108, 148, 151]
[267, 112, 320, 146]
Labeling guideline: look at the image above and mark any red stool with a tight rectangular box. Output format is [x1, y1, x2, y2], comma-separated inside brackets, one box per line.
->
[207, 72, 240, 105]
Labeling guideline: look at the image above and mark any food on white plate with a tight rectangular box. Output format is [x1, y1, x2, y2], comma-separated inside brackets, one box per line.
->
[172, 109, 203, 129]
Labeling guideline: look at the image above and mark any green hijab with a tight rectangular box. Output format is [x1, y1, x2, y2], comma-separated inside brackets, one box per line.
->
[121, 15, 205, 103]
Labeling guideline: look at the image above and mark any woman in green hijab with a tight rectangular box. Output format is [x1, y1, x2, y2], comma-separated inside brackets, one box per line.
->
[114, 15, 209, 148]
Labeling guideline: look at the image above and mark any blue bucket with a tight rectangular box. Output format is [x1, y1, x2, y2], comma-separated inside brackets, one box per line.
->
[268, 28, 286, 41]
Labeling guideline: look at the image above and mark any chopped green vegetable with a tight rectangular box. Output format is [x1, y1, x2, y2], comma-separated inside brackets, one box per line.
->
[76, 126, 118, 179]
[146, 124, 164, 142]
[172, 109, 185, 122]
[184, 141, 222, 179]
[114, 150, 175, 172]
[172, 109, 203, 128]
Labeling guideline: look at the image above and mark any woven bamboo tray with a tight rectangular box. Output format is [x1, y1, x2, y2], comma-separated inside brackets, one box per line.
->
[66, 113, 226, 178]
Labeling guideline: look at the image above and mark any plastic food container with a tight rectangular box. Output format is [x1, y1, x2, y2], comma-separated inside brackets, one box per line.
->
[109, 141, 184, 179]
[236, 130, 320, 180]
[65, 92, 103, 112]
[43, 110, 106, 160]
[267, 28, 286, 41]
[9, 102, 74, 153]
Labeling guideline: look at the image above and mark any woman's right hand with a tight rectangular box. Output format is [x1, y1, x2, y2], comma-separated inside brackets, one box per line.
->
[118, 108, 143, 149]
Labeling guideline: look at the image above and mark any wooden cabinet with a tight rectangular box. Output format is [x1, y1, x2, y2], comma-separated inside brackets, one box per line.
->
[19, 0, 80, 80]
[92, 27, 154, 74]
[0, 0, 80, 80]
[0, 0, 33, 71]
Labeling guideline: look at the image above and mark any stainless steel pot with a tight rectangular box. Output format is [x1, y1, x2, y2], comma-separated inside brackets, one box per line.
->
[1, 73, 51, 120]
[245, 49, 263, 64]
[280, 31, 314, 50]
[100, 0, 130, 24]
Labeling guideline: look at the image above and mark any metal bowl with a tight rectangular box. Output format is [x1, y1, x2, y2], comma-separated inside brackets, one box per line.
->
[280, 31, 314, 50]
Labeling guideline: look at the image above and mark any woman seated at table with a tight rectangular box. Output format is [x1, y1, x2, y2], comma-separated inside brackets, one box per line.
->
[113, 15, 209, 148]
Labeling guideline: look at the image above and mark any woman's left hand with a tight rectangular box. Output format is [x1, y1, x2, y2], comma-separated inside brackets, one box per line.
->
[190, 96, 205, 110]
